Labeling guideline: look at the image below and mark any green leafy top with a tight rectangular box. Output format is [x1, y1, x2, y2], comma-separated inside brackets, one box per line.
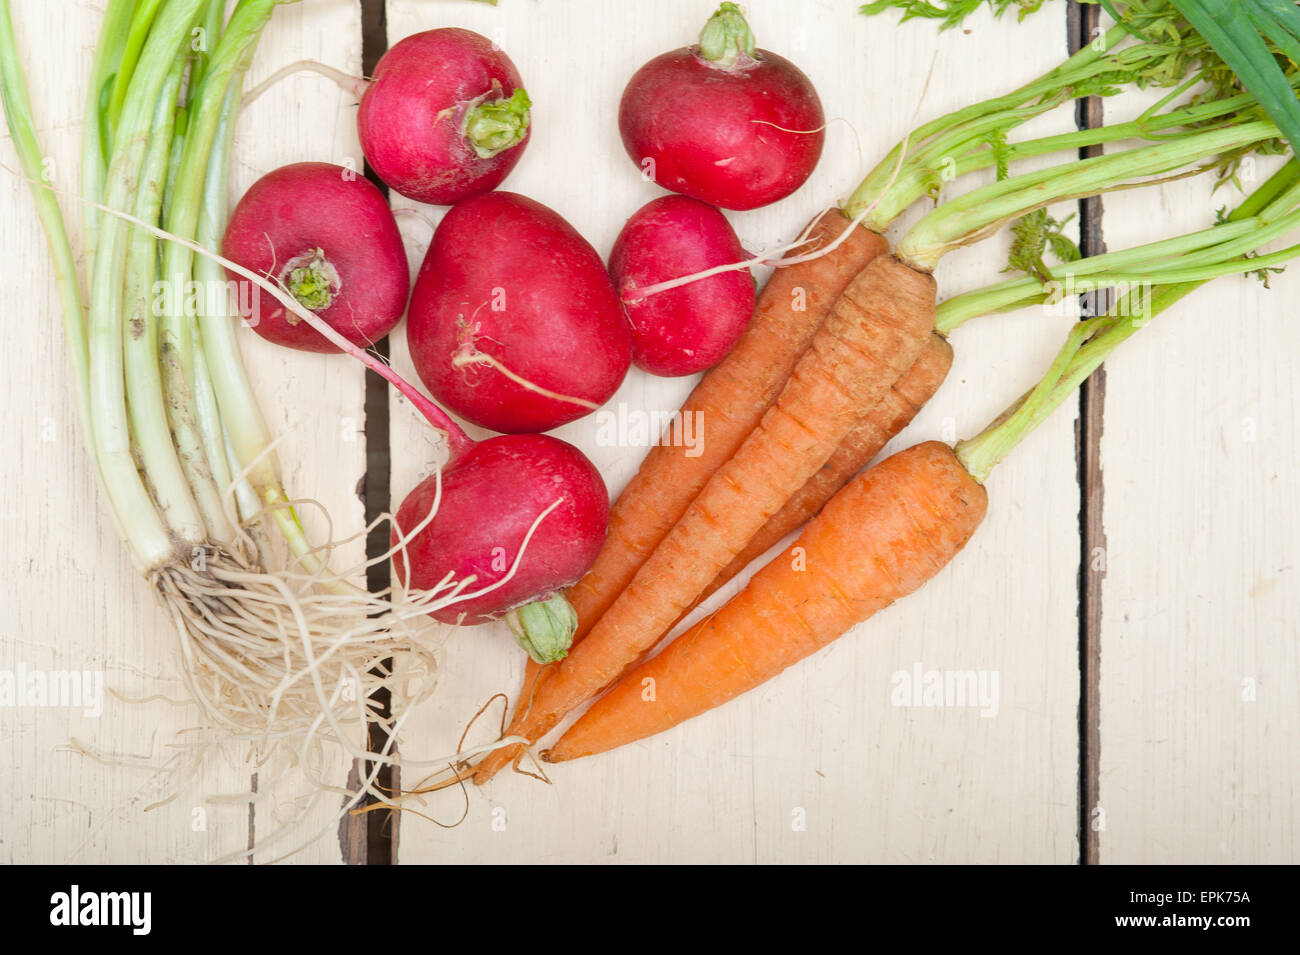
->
[864, 1, 1300, 157]
[1167, 0, 1300, 159]
[1005, 209, 1082, 281]
[858, 0, 1052, 30]
[854, 0, 1299, 273]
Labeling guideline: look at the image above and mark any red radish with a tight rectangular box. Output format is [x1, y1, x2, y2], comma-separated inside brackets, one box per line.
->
[407, 191, 633, 434]
[619, 3, 825, 211]
[222, 161, 408, 354]
[103, 177, 607, 660]
[392, 433, 609, 631]
[609, 195, 755, 377]
[217, 242, 608, 655]
[358, 28, 531, 206]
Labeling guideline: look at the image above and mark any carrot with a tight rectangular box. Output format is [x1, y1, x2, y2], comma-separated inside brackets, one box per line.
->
[483, 210, 887, 778]
[544, 158, 1300, 764]
[486, 60, 1273, 783]
[473, 254, 935, 782]
[686, 330, 952, 616]
[565, 209, 888, 638]
[544, 441, 987, 763]
[481, 38, 1280, 785]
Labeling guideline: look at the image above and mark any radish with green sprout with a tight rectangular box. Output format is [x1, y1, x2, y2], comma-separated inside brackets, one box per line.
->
[407, 191, 633, 434]
[392, 431, 610, 641]
[247, 262, 615, 653]
[475, 7, 1300, 782]
[220, 184, 614, 652]
[0, 0, 455, 842]
[221, 161, 409, 353]
[610, 194, 755, 377]
[358, 27, 532, 205]
[619, 2, 825, 210]
[83, 151, 614, 661]
[197, 185, 615, 655]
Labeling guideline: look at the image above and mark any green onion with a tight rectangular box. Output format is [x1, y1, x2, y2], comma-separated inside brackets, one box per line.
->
[0, 0, 490, 861]
[106, 0, 165, 131]
[122, 50, 209, 545]
[87, 0, 206, 568]
[0, 0, 94, 448]
[82, 0, 136, 265]
[158, 0, 280, 550]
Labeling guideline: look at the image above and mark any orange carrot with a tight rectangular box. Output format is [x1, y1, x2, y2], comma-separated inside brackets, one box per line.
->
[544, 441, 987, 762]
[474, 254, 935, 782]
[489, 210, 887, 778]
[687, 330, 952, 616]
[565, 209, 888, 638]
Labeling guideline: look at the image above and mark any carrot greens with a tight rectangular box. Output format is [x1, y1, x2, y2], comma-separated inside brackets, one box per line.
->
[955, 158, 1300, 482]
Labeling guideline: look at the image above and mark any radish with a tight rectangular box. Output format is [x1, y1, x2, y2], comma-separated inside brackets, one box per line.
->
[222, 161, 408, 354]
[221, 209, 610, 657]
[609, 195, 755, 377]
[618, 3, 825, 211]
[221, 173, 612, 657]
[392, 432, 609, 640]
[407, 191, 633, 434]
[358, 28, 532, 206]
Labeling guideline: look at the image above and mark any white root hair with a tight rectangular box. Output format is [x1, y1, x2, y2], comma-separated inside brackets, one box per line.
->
[69, 458, 561, 863]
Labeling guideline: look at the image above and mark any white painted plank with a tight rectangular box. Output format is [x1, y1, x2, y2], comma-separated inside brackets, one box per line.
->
[1096, 159, 1300, 862]
[386, 1, 1081, 863]
[0, 0, 365, 863]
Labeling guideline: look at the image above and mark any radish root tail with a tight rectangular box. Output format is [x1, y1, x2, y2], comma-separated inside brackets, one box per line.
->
[452, 315, 599, 411]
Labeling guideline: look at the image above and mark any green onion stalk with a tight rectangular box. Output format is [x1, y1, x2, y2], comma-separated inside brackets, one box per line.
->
[123, 49, 206, 548]
[0, 0, 488, 857]
[159, 0, 280, 554]
[82, 0, 137, 267]
[86, 0, 206, 568]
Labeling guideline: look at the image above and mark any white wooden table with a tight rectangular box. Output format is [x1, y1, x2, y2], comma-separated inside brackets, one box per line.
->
[1, 0, 1295, 864]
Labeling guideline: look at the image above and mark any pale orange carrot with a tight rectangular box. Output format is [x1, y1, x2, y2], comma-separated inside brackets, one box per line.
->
[544, 441, 987, 762]
[565, 209, 889, 638]
[491, 210, 888, 778]
[474, 254, 935, 783]
[687, 330, 952, 615]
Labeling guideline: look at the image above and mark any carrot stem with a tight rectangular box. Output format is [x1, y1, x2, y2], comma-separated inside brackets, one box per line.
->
[955, 159, 1300, 483]
[845, 21, 1134, 222]
[899, 120, 1280, 271]
[849, 3, 1300, 235]
[936, 170, 1300, 332]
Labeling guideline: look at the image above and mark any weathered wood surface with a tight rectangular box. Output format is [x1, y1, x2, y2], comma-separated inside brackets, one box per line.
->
[1096, 164, 1300, 863]
[2, 0, 1295, 864]
[386, 0, 1082, 864]
[0, 0, 365, 864]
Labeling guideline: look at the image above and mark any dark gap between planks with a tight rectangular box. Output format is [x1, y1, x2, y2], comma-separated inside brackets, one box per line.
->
[339, 0, 399, 866]
[1068, 0, 1106, 867]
